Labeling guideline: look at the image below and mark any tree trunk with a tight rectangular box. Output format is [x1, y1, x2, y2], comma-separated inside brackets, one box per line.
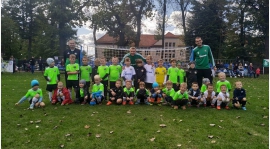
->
[59, 22, 65, 57]
[265, 27, 269, 58]
[118, 32, 126, 47]
[162, 0, 166, 48]
[93, 24, 97, 58]
[180, 0, 187, 36]
[135, 15, 141, 47]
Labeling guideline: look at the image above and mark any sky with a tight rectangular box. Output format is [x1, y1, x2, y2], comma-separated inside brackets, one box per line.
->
[76, 5, 187, 55]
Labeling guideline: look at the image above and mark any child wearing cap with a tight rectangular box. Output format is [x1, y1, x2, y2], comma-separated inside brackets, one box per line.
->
[52, 81, 73, 105]
[200, 78, 210, 93]
[44, 58, 60, 102]
[149, 82, 162, 105]
[75, 79, 90, 105]
[15, 80, 45, 109]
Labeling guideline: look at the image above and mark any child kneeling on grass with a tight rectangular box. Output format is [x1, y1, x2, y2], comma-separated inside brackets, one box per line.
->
[75, 79, 90, 105]
[162, 80, 175, 105]
[15, 80, 45, 109]
[135, 82, 151, 105]
[172, 83, 189, 110]
[123, 80, 135, 105]
[216, 85, 230, 110]
[149, 82, 162, 106]
[90, 75, 104, 105]
[188, 82, 202, 107]
[107, 79, 124, 105]
[233, 81, 247, 110]
[52, 81, 73, 105]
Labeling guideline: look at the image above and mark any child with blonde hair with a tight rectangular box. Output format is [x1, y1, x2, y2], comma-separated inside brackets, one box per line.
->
[144, 55, 155, 90]
[52, 81, 73, 105]
[162, 80, 175, 105]
[90, 75, 104, 105]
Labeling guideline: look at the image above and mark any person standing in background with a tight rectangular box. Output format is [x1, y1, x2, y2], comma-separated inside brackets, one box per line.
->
[38, 56, 43, 72]
[29, 56, 35, 74]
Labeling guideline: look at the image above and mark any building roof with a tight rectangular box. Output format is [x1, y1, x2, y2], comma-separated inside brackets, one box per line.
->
[96, 32, 181, 47]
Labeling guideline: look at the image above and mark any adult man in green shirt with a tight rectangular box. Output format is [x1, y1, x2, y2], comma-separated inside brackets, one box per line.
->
[191, 37, 215, 88]
[120, 47, 146, 68]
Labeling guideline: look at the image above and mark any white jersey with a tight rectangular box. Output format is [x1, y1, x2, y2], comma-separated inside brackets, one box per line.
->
[217, 92, 230, 102]
[121, 66, 136, 86]
[144, 64, 155, 83]
[204, 90, 216, 98]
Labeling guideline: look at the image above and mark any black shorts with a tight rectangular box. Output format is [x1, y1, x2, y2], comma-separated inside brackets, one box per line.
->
[66, 80, 79, 89]
[86, 81, 90, 88]
[145, 83, 152, 89]
[46, 84, 57, 92]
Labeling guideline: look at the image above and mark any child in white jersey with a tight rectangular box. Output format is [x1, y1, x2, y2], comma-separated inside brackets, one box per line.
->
[121, 57, 136, 87]
[144, 55, 155, 90]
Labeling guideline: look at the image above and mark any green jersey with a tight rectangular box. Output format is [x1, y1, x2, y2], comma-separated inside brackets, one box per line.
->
[135, 88, 150, 96]
[201, 84, 207, 93]
[173, 91, 189, 100]
[167, 67, 180, 83]
[98, 65, 109, 81]
[92, 83, 104, 95]
[25, 88, 43, 98]
[179, 69, 186, 83]
[80, 88, 84, 97]
[162, 88, 175, 97]
[216, 80, 231, 93]
[192, 45, 215, 69]
[44, 66, 60, 84]
[66, 63, 79, 80]
[109, 65, 122, 81]
[124, 87, 135, 96]
[80, 65, 92, 81]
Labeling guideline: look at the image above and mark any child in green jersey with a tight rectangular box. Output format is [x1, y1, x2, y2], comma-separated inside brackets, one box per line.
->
[216, 72, 232, 94]
[201, 78, 210, 94]
[177, 63, 186, 84]
[80, 56, 92, 91]
[15, 80, 45, 109]
[162, 80, 175, 105]
[66, 54, 79, 99]
[44, 58, 60, 102]
[75, 79, 90, 105]
[90, 75, 104, 105]
[135, 82, 150, 105]
[167, 58, 180, 92]
[91, 58, 100, 84]
[172, 83, 189, 110]
[123, 80, 135, 105]
[109, 57, 122, 89]
[98, 57, 109, 100]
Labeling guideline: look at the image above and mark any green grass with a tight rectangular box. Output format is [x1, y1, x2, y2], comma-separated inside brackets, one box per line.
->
[1, 72, 269, 149]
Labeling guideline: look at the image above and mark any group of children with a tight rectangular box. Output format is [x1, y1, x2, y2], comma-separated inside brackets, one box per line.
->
[15, 55, 247, 111]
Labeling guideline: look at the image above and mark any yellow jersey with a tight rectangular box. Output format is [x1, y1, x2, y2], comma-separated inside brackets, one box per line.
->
[155, 66, 167, 84]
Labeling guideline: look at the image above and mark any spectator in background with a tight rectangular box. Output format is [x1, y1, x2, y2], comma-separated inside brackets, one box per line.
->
[228, 63, 236, 78]
[10, 55, 16, 73]
[256, 67, 260, 78]
[238, 63, 244, 78]
[23, 58, 27, 71]
[29, 56, 35, 74]
[38, 56, 43, 72]
[234, 56, 240, 65]
[233, 63, 239, 77]
[248, 63, 256, 78]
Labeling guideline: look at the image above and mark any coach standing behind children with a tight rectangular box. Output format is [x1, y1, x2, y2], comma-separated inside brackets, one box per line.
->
[120, 47, 146, 68]
[190, 37, 215, 88]
[63, 39, 81, 87]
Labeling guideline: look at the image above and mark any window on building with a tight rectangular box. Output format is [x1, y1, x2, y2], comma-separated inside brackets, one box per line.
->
[173, 42, 175, 47]
[165, 42, 168, 47]
[169, 42, 172, 47]
[156, 50, 160, 56]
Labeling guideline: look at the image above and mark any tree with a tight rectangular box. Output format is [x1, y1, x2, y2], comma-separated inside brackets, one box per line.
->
[185, 0, 227, 58]
[173, 0, 191, 36]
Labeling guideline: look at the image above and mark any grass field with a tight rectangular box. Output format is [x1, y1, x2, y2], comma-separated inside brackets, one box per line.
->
[1, 72, 269, 149]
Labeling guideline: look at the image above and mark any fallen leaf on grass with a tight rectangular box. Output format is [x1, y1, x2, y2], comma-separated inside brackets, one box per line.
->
[177, 144, 182, 147]
[97, 124, 100, 127]
[36, 125, 39, 128]
[218, 125, 222, 128]
[59, 120, 63, 123]
[260, 123, 265, 126]
[156, 130, 161, 133]
[110, 131, 114, 134]
[160, 115, 163, 117]
[60, 144, 64, 148]
[208, 135, 214, 139]
[25, 128, 28, 130]
[263, 116, 268, 119]
[35, 120, 41, 123]
[211, 140, 216, 143]
[91, 114, 94, 116]
[209, 124, 215, 127]
[159, 124, 166, 128]
[127, 110, 131, 114]
[220, 120, 223, 122]
[53, 126, 58, 129]
[97, 119, 100, 122]
[179, 120, 183, 122]
[173, 119, 176, 121]
[236, 116, 241, 119]
[96, 134, 101, 138]
[30, 121, 34, 124]
[44, 113, 47, 116]
[150, 137, 155, 142]
[93, 112, 96, 114]
[84, 125, 90, 129]
[17, 124, 21, 126]
[65, 134, 71, 137]
[26, 140, 30, 143]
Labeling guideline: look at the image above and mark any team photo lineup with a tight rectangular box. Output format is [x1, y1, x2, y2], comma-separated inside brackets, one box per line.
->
[15, 38, 248, 111]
